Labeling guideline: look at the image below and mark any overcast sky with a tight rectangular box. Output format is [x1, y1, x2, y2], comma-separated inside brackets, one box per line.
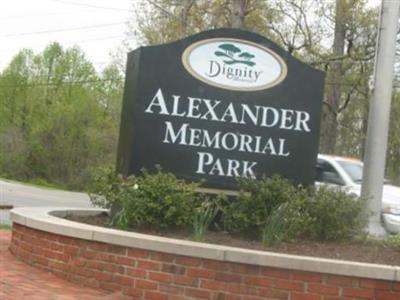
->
[0, 0, 382, 72]
[0, 0, 132, 71]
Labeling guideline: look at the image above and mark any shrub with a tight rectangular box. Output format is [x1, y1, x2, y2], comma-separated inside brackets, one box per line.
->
[90, 167, 199, 230]
[224, 176, 366, 242]
[287, 186, 367, 241]
[384, 234, 400, 249]
[223, 175, 299, 236]
[192, 194, 224, 241]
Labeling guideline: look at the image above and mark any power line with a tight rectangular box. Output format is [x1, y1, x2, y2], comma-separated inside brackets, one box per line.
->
[0, 78, 398, 89]
[0, 35, 127, 53]
[51, 0, 130, 12]
[0, 78, 124, 88]
[0, 22, 126, 38]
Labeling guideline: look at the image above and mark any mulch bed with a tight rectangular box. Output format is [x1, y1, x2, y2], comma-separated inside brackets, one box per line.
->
[65, 213, 400, 266]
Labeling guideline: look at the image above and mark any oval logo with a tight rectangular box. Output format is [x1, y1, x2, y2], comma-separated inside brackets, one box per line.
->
[182, 38, 287, 91]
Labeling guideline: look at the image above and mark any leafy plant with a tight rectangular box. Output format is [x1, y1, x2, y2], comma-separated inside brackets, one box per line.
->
[223, 175, 299, 236]
[192, 195, 224, 242]
[290, 186, 367, 241]
[384, 234, 400, 249]
[90, 167, 199, 230]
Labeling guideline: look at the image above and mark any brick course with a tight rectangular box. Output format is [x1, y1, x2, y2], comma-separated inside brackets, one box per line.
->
[10, 223, 400, 300]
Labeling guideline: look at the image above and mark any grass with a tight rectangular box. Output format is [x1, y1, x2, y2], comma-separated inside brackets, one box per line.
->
[0, 176, 66, 190]
[0, 224, 12, 230]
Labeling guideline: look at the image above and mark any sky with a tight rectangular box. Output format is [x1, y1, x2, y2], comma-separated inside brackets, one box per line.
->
[0, 0, 382, 73]
[0, 0, 133, 71]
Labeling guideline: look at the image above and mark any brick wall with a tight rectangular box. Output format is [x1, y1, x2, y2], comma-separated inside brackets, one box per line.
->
[10, 223, 400, 300]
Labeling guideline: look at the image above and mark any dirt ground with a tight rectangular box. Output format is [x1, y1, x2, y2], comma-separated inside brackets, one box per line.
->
[65, 213, 400, 266]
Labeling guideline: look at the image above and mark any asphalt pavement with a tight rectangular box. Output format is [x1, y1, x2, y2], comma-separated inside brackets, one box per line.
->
[0, 179, 92, 224]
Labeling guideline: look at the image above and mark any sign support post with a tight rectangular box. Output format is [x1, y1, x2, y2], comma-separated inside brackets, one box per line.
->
[361, 0, 400, 237]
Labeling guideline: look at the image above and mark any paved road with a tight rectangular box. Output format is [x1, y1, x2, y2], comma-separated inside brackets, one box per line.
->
[0, 180, 92, 224]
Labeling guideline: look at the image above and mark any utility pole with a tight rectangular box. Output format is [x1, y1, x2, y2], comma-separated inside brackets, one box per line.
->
[361, 0, 400, 237]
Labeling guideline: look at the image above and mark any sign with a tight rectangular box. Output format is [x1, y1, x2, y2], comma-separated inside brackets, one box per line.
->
[117, 29, 325, 190]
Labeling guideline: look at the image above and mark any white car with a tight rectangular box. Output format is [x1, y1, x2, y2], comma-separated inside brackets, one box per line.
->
[316, 154, 400, 233]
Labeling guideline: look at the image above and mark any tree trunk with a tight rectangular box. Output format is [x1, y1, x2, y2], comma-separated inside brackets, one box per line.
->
[231, 0, 245, 29]
[180, 0, 195, 37]
[320, 0, 346, 154]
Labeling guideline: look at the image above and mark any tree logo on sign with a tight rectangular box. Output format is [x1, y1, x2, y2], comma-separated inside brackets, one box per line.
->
[214, 44, 256, 67]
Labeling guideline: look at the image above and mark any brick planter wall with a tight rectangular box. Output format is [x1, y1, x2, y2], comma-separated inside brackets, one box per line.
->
[10, 223, 400, 300]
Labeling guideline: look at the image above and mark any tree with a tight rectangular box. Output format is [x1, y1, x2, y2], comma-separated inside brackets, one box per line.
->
[0, 43, 123, 189]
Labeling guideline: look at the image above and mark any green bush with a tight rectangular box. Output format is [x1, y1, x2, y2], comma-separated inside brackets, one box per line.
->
[90, 167, 199, 230]
[90, 169, 366, 243]
[223, 176, 299, 236]
[223, 176, 366, 243]
[384, 234, 400, 249]
[286, 186, 367, 241]
[192, 194, 224, 241]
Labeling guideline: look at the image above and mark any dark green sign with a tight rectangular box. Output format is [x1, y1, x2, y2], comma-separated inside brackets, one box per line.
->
[117, 28, 325, 190]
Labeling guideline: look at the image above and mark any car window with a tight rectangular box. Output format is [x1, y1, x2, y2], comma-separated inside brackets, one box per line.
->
[316, 159, 343, 185]
[336, 160, 363, 183]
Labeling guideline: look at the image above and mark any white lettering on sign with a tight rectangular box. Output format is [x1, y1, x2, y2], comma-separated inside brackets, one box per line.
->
[145, 88, 311, 132]
[144, 88, 312, 180]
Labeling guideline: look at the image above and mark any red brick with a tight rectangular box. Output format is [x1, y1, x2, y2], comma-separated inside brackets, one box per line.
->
[175, 256, 201, 266]
[244, 276, 273, 287]
[326, 275, 356, 287]
[137, 260, 161, 270]
[166, 297, 186, 300]
[227, 284, 257, 295]
[71, 257, 87, 267]
[224, 295, 242, 300]
[86, 261, 105, 271]
[173, 275, 199, 287]
[136, 279, 158, 290]
[115, 255, 136, 267]
[215, 272, 242, 283]
[203, 260, 230, 271]
[201, 280, 227, 290]
[161, 264, 185, 275]
[96, 252, 116, 262]
[359, 278, 392, 290]
[88, 242, 109, 252]
[75, 267, 95, 278]
[187, 268, 215, 279]
[185, 288, 212, 299]
[291, 293, 321, 300]
[108, 245, 127, 255]
[393, 282, 400, 291]
[100, 281, 120, 292]
[230, 264, 260, 275]
[150, 252, 174, 262]
[149, 271, 173, 283]
[308, 283, 339, 295]
[63, 245, 79, 256]
[128, 248, 149, 258]
[126, 267, 147, 278]
[94, 271, 113, 282]
[144, 291, 169, 300]
[113, 275, 135, 286]
[343, 287, 374, 299]
[158, 283, 184, 294]
[375, 291, 400, 300]
[261, 268, 291, 279]
[80, 249, 96, 259]
[123, 287, 143, 297]
[274, 280, 304, 291]
[103, 263, 125, 274]
[292, 271, 322, 283]
[258, 288, 289, 299]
